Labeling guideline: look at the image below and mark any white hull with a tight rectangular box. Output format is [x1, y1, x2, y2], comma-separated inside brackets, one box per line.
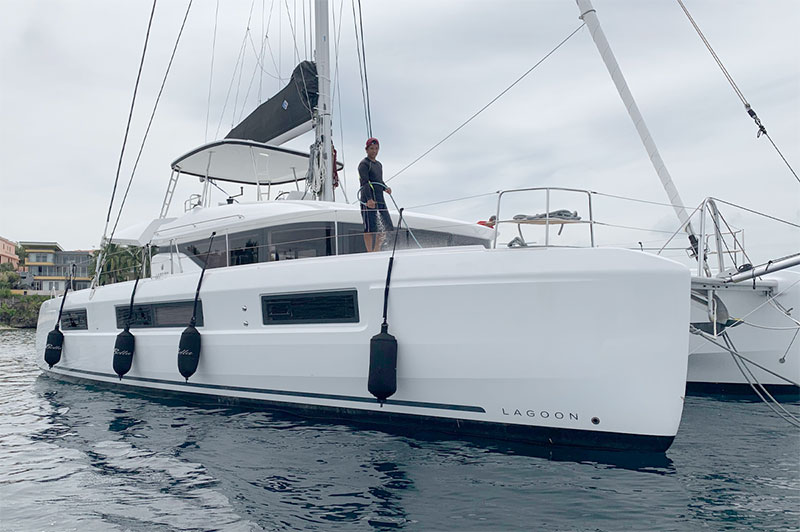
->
[36, 246, 690, 452]
[688, 271, 800, 394]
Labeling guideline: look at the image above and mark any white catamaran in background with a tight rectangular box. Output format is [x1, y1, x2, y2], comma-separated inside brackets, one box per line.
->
[575, 0, 799, 399]
[33, 0, 699, 453]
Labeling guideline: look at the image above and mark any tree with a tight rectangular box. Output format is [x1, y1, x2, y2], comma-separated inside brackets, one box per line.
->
[15, 244, 27, 264]
[89, 243, 145, 285]
[0, 270, 21, 289]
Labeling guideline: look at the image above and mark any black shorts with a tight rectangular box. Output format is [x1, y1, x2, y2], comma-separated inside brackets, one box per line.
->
[361, 204, 394, 233]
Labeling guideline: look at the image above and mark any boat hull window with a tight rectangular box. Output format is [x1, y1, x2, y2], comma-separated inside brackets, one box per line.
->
[61, 309, 88, 330]
[261, 290, 359, 324]
[115, 300, 204, 329]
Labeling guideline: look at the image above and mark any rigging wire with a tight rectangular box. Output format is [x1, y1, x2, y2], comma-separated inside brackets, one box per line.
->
[205, 0, 220, 142]
[593, 221, 685, 235]
[283, 0, 304, 63]
[214, 20, 250, 138]
[721, 333, 800, 427]
[259, 0, 267, 102]
[408, 192, 499, 210]
[331, 0, 346, 104]
[102, 0, 158, 243]
[302, 0, 307, 58]
[590, 190, 694, 212]
[710, 197, 800, 229]
[237, 47, 265, 123]
[215, 0, 257, 136]
[351, 0, 370, 136]
[250, 0, 285, 90]
[248, 31, 284, 81]
[355, 0, 372, 136]
[332, 0, 350, 202]
[109, 0, 194, 242]
[676, 0, 799, 184]
[689, 278, 800, 360]
[385, 23, 586, 184]
[595, 190, 800, 230]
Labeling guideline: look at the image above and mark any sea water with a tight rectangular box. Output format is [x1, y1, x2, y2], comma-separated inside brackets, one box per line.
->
[1, 328, 798, 531]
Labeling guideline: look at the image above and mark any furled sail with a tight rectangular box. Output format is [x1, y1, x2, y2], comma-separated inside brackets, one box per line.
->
[226, 61, 318, 145]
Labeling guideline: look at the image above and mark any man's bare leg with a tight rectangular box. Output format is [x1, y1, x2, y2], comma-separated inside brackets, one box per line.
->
[363, 232, 375, 252]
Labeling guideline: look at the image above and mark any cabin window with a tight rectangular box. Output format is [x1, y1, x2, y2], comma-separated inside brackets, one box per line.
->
[180, 238, 227, 269]
[61, 309, 88, 330]
[335, 223, 490, 253]
[261, 290, 359, 324]
[450, 233, 490, 247]
[337, 223, 368, 254]
[268, 222, 334, 261]
[155, 219, 489, 270]
[229, 229, 265, 265]
[115, 300, 203, 328]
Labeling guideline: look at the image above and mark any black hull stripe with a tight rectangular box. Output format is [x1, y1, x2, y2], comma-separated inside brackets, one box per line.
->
[687, 381, 800, 398]
[45, 369, 675, 453]
[50, 366, 485, 413]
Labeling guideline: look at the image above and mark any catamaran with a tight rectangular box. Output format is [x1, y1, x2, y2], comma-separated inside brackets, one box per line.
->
[34, 0, 695, 453]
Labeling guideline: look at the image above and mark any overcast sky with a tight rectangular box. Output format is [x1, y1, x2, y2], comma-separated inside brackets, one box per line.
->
[1, 0, 797, 267]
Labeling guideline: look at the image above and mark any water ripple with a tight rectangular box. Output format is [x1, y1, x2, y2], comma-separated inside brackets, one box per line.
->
[1, 329, 798, 531]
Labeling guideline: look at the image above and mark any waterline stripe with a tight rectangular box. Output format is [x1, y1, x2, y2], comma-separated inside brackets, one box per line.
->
[51, 366, 486, 413]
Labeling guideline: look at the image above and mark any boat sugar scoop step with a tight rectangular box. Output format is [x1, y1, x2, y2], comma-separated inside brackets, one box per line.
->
[177, 232, 216, 382]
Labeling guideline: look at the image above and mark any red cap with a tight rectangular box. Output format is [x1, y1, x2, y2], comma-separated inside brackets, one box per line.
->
[365, 137, 379, 149]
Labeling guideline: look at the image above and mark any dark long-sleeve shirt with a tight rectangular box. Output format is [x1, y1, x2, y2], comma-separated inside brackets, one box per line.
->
[358, 157, 387, 206]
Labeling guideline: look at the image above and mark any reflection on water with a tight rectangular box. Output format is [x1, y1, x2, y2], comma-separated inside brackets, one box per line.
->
[1, 329, 798, 531]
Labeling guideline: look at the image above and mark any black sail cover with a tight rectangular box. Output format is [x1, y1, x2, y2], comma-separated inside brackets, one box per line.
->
[226, 61, 318, 144]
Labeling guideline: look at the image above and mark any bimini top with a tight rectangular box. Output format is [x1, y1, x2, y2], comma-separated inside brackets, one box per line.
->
[171, 139, 341, 185]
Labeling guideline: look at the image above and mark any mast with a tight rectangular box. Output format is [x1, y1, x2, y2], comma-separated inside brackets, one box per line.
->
[314, 0, 334, 201]
[576, 0, 696, 239]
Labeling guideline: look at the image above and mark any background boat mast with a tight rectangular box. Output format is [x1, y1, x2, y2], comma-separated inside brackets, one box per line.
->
[314, 0, 334, 201]
[576, 0, 697, 240]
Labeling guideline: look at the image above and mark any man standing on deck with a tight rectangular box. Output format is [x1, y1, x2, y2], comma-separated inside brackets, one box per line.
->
[359, 137, 394, 252]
